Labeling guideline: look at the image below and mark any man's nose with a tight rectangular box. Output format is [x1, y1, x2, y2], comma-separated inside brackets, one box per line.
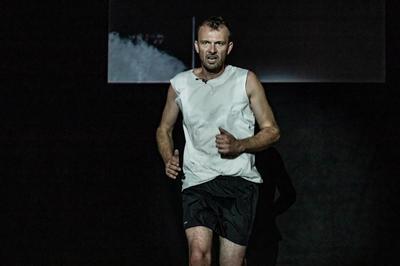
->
[209, 44, 216, 53]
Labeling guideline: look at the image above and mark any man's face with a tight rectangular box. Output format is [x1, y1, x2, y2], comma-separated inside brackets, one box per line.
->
[195, 25, 233, 73]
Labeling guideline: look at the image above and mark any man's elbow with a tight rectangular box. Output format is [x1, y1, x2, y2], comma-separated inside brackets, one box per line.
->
[271, 126, 280, 143]
[156, 126, 165, 139]
[156, 125, 173, 139]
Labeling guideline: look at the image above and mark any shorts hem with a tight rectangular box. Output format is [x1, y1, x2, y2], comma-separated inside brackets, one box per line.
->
[183, 222, 249, 246]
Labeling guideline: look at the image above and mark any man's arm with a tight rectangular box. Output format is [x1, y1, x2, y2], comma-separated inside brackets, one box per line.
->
[216, 71, 280, 155]
[156, 85, 181, 178]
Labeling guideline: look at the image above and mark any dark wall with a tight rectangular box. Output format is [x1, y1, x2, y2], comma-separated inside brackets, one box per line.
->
[2, 1, 399, 265]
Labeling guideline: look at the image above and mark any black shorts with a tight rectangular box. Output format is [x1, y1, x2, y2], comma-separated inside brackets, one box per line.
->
[182, 175, 259, 246]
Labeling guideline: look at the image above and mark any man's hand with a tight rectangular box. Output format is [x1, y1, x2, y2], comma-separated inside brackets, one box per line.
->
[165, 149, 181, 179]
[215, 127, 244, 156]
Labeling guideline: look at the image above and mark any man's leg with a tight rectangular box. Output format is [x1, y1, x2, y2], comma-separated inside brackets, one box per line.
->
[219, 236, 247, 266]
[185, 226, 213, 266]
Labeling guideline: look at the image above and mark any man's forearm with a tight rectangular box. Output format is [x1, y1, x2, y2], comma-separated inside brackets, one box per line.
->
[156, 127, 174, 164]
[238, 126, 280, 153]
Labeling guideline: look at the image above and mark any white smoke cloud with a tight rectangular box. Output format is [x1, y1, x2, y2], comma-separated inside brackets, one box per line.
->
[108, 32, 187, 83]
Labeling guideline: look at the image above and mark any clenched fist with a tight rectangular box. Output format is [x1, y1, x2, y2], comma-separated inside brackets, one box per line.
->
[165, 149, 181, 179]
[215, 127, 244, 156]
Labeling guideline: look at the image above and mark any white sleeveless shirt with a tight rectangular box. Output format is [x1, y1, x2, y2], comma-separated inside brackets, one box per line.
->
[170, 65, 262, 190]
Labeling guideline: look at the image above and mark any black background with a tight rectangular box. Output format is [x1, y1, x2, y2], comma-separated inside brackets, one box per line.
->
[2, 1, 399, 265]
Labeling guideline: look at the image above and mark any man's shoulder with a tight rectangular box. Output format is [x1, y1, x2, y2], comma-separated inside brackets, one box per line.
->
[171, 68, 193, 81]
[170, 68, 194, 92]
[230, 66, 262, 82]
[227, 65, 249, 74]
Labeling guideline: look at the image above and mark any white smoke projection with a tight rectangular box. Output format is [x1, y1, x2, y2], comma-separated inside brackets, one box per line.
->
[108, 32, 187, 83]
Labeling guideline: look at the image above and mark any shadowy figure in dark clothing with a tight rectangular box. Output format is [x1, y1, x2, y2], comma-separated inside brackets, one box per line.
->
[246, 147, 297, 266]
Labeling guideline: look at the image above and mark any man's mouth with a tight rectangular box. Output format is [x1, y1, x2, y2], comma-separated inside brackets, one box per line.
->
[207, 56, 218, 63]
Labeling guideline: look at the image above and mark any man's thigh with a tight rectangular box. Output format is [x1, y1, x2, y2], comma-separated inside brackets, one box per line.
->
[185, 226, 213, 252]
[219, 236, 247, 266]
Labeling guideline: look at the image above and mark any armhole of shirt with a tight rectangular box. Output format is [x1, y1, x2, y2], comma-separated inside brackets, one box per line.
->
[170, 76, 182, 109]
[170, 78, 178, 94]
[242, 69, 251, 105]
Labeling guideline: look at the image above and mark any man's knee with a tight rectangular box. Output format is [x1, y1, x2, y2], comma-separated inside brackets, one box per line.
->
[189, 247, 211, 265]
[186, 226, 213, 265]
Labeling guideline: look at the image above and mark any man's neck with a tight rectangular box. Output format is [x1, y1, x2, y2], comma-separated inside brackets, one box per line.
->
[195, 65, 227, 80]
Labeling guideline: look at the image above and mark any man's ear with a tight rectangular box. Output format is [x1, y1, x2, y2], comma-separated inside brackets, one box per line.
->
[194, 40, 199, 54]
[227, 41, 233, 55]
